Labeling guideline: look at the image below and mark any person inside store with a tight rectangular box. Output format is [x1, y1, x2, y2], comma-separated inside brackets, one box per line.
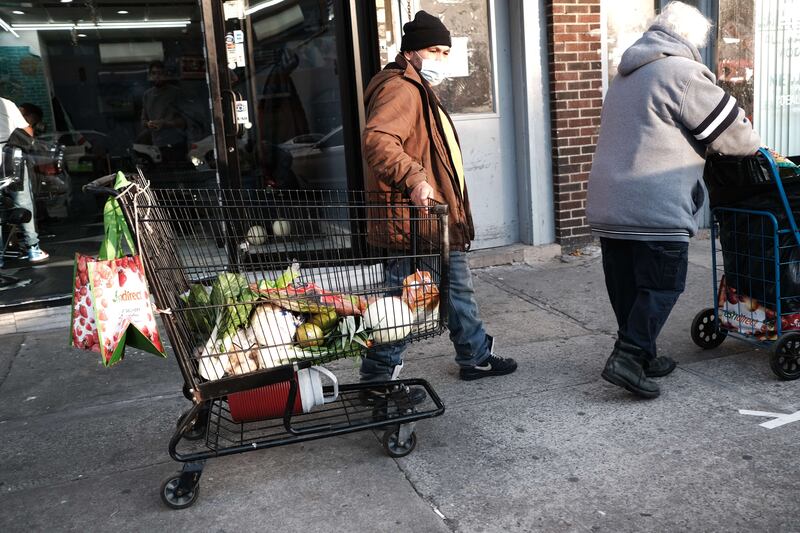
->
[360, 10, 518, 395]
[18, 102, 69, 224]
[141, 60, 188, 166]
[19, 103, 44, 136]
[587, 1, 762, 399]
[0, 96, 49, 268]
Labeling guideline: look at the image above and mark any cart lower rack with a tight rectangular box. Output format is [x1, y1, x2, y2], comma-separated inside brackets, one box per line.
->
[86, 171, 449, 509]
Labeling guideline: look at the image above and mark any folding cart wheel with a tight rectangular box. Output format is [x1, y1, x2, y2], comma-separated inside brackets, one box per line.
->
[382, 423, 417, 458]
[770, 332, 800, 380]
[691, 308, 727, 349]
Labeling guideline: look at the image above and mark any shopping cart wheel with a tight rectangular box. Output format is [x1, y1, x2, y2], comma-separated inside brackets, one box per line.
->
[176, 404, 209, 441]
[770, 333, 800, 380]
[691, 308, 727, 349]
[160, 474, 200, 510]
[382, 424, 417, 458]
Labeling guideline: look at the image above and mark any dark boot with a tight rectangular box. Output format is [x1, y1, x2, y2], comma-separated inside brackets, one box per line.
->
[613, 338, 676, 378]
[644, 356, 677, 378]
[601, 340, 660, 399]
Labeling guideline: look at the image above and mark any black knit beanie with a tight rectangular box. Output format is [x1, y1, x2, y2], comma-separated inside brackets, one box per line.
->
[400, 11, 451, 51]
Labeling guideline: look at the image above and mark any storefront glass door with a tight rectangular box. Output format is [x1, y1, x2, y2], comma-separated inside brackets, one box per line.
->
[214, 0, 351, 192]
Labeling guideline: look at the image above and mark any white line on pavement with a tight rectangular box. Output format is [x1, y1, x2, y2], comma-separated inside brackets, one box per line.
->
[739, 409, 800, 429]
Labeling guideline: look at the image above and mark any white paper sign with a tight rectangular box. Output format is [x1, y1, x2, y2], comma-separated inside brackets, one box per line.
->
[235, 100, 250, 125]
[235, 44, 246, 67]
[223, 0, 245, 21]
[448, 36, 470, 78]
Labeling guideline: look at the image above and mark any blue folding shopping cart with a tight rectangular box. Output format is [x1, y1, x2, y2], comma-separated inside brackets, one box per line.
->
[691, 148, 800, 380]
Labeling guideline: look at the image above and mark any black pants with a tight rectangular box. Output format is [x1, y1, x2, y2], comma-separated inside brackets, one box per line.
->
[600, 238, 689, 359]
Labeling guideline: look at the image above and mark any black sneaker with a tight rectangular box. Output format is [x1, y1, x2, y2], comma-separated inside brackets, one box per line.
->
[460, 354, 518, 381]
[358, 384, 427, 407]
[644, 356, 677, 378]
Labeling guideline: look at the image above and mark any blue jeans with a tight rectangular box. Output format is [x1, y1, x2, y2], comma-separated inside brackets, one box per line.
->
[360, 251, 491, 380]
[600, 238, 688, 359]
[1, 167, 38, 252]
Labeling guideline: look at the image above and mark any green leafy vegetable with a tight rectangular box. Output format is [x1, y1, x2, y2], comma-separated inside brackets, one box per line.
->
[256, 262, 301, 291]
[210, 273, 249, 307]
[183, 284, 214, 340]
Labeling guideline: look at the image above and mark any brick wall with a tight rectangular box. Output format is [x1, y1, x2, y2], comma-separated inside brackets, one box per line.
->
[545, 0, 603, 251]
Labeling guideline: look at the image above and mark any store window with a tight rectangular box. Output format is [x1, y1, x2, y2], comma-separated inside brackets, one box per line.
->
[603, 0, 655, 87]
[604, 0, 798, 156]
[752, 0, 798, 155]
[603, 1, 716, 91]
[717, 0, 799, 156]
[716, 1, 755, 120]
[0, 2, 212, 306]
[375, 0, 495, 114]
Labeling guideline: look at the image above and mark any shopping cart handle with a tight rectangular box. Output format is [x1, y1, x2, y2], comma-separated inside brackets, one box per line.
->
[82, 173, 119, 196]
[758, 147, 800, 248]
[429, 204, 449, 215]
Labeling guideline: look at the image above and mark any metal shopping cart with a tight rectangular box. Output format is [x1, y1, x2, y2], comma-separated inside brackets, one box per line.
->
[691, 148, 800, 380]
[85, 171, 448, 509]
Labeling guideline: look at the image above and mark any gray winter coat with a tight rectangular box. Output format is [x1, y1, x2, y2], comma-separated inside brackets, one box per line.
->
[587, 24, 761, 241]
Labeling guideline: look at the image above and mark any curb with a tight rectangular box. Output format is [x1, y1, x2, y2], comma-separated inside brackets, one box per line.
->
[468, 243, 562, 269]
[0, 305, 71, 336]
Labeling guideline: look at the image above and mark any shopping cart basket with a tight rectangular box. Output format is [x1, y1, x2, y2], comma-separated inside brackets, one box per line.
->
[85, 171, 448, 509]
[691, 148, 800, 379]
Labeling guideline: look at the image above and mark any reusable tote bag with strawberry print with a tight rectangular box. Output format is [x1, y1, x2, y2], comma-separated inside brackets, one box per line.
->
[69, 172, 165, 366]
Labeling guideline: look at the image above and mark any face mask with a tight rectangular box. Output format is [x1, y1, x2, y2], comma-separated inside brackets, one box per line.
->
[415, 52, 448, 86]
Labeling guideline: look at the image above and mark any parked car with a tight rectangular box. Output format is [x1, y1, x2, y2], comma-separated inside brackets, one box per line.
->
[37, 130, 108, 175]
[188, 134, 253, 172]
[279, 126, 346, 190]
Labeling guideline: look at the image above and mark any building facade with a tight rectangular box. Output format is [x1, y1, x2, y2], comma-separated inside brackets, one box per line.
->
[0, 0, 796, 310]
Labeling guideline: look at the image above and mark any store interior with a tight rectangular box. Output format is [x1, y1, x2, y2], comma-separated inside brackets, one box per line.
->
[0, 0, 347, 309]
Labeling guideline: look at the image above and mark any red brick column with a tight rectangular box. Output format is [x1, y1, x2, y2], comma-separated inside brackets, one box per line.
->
[546, 0, 603, 251]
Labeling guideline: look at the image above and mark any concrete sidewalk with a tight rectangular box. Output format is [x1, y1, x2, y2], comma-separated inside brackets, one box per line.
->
[1, 237, 799, 532]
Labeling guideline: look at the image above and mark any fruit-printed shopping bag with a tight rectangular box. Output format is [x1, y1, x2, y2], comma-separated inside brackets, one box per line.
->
[69, 172, 165, 366]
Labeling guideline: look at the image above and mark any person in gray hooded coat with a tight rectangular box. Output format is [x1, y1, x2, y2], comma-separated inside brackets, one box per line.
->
[587, 1, 761, 399]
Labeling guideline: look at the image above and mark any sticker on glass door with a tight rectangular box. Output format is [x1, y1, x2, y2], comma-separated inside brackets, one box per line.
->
[235, 100, 251, 129]
[225, 31, 246, 69]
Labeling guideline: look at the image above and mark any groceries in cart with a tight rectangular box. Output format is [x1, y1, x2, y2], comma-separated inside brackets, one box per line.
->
[767, 148, 799, 169]
[186, 263, 441, 382]
[716, 276, 800, 341]
[705, 146, 800, 209]
[227, 366, 339, 422]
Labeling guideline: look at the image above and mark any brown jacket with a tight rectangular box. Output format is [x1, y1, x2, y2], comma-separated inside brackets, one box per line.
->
[362, 54, 475, 251]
